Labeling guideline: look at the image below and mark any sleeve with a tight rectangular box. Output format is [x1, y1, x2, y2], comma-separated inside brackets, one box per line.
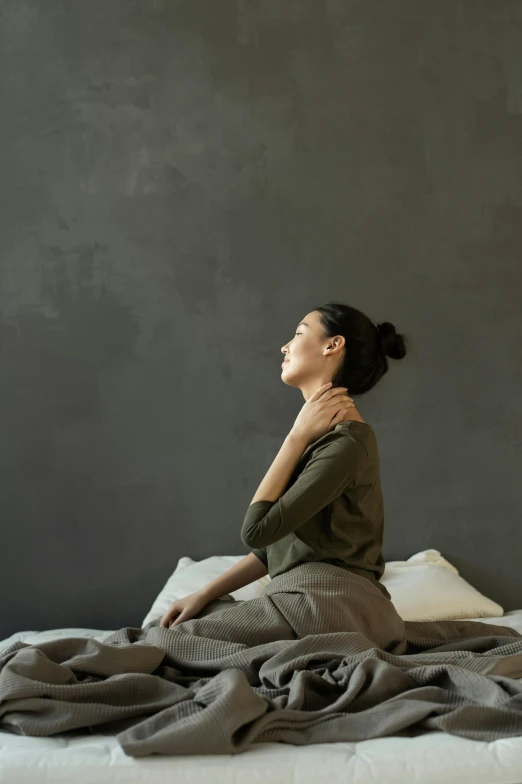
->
[251, 547, 268, 568]
[241, 434, 362, 549]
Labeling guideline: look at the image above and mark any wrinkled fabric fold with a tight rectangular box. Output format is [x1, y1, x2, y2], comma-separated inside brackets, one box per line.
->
[1, 562, 522, 756]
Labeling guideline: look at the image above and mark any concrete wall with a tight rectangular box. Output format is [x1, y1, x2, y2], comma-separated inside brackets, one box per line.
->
[1, 0, 521, 638]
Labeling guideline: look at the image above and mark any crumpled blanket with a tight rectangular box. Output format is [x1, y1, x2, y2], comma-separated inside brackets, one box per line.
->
[1, 561, 522, 756]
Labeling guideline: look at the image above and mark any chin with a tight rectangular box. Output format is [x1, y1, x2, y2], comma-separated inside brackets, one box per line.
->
[280, 368, 298, 387]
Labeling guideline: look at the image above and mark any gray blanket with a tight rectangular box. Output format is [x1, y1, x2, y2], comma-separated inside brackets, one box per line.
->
[2, 561, 522, 756]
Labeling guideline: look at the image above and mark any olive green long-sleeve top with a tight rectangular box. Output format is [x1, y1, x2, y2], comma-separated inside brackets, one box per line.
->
[241, 420, 391, 600]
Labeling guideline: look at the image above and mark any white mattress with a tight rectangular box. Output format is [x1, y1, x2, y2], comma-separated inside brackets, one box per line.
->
[2, 612, 522, 784]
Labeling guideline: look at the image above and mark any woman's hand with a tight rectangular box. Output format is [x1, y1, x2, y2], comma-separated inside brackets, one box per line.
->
[290, 381, 356, 446]
[159, 591, 209, 629]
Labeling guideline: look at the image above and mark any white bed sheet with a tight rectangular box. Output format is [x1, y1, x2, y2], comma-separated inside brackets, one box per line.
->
[2, 611, 522, 784]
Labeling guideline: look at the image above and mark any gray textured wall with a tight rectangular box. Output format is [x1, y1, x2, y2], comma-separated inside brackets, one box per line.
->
[1, 1, 521, 639]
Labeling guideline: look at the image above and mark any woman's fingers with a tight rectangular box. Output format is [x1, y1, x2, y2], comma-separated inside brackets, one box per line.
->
[328, 394, 353, 408]
[161, 611, 175, 628]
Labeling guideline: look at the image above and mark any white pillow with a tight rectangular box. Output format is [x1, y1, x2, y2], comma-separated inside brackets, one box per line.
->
[142, 549, 504, 628]
[382, 549, 504, 621]
[141, 555, 271, 628]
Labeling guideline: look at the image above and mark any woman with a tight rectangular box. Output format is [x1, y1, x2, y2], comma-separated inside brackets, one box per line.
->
[159, 301, 412, 653]
[3, 302, 521, 754]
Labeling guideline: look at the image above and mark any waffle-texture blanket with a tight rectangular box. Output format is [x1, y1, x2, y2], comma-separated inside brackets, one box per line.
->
[1, 562, 522, 756]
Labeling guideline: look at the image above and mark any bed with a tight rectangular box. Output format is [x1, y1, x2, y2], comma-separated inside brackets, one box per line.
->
[1, 550, 522, 784]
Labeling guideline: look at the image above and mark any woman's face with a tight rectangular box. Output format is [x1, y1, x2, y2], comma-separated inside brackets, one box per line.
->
[280, 310, 346, 395]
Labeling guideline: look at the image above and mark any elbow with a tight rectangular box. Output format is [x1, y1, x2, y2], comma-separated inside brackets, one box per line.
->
[241, 522, 267, 548]
[241, 504, 279, 548]
[241, 530, 258, 548]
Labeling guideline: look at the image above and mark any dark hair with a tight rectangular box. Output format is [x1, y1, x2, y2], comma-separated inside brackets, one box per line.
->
[312, 301, 412, 396]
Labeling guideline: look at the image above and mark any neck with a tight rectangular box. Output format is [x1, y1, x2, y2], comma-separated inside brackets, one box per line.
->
[341, 409, 366, 423]
[300, 380, 365, 424]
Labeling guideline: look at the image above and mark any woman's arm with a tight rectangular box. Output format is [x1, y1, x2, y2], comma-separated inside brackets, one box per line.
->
[241, 434, 362, 549]
[198, 552, 268, 603]
[249, 430, 309, 505]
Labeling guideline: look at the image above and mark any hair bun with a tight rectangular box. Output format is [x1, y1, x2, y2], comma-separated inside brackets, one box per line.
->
[377, 321, 408, 360]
